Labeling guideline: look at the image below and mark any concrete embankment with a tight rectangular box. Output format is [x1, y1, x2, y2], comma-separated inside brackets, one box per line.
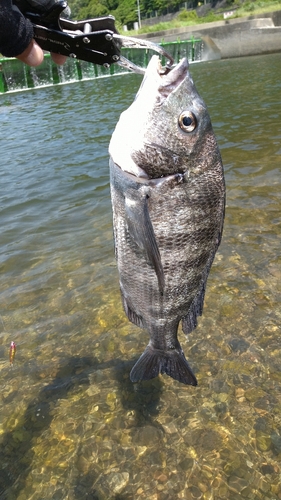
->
[138, 10, 281, 60]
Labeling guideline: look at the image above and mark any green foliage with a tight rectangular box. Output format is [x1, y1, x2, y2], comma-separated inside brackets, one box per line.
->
[111, 0, 139, 26]
[136, 20, 181, 32]
[202, 10, 223, 21]
[177, 9, 198, 21]
[140, 0, 155, 17]
[68, 0, 88, 19]
[78, 0, 109, 19]
[244, 1, 256, 11]
[67, 0, 280, 30]
[231, 0, 280, 18]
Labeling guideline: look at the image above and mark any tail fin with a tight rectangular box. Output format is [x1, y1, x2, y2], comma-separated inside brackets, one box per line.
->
[130, 345, 197, 386]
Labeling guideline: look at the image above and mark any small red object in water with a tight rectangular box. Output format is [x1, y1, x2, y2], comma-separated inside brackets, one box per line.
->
[9, 341, 16, 366]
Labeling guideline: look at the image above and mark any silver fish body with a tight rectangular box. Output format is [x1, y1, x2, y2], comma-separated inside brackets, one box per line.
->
[109, 56, 225, 385]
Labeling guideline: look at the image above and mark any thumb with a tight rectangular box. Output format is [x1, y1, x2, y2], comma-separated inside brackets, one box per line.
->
[17, 40, 44, 67]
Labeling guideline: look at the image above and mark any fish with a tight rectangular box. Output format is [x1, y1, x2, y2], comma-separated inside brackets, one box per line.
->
[108, 55, 225, 385]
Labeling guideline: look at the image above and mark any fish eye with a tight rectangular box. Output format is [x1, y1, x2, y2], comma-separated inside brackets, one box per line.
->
[178, 111, 197, 132]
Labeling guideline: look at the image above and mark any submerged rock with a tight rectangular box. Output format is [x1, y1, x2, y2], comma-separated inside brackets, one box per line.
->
[107, 472, 129, 494]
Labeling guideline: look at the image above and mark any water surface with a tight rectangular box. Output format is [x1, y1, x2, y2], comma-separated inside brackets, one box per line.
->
[0, 53, 281, 500]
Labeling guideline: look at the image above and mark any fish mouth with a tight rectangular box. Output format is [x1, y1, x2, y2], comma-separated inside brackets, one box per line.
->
[158, 57, 189, 98]
[158, 57, 189, 96]
[134, 56, 189, 102]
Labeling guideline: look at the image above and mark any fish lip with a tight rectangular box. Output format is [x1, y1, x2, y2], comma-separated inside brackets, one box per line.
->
[158, 57, 189, 96]
[134, 56, 189, 103]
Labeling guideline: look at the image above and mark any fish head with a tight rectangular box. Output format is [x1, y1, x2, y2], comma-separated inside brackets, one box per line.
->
[109, 55, 219, 179]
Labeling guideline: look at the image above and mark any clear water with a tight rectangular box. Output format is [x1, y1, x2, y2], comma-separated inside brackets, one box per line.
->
[0, 53, 280, 500]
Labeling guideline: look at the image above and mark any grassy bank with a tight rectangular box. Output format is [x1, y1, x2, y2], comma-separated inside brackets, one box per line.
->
[122, 0, 281, 35]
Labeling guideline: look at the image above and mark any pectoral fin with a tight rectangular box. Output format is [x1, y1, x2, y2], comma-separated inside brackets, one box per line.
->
[125, 193, 164, 294]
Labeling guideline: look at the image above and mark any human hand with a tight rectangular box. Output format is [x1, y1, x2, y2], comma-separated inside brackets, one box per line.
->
[0, 0, 67, 67]
[16, 39, 67, 66]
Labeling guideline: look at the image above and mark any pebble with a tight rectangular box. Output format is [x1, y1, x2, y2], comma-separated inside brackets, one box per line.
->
[245, 388, 266, 403]
[258, 477, 271, 493]
[179, 458, 194, 472]
[228, 475, 249, 494]
[107, 472, 129, 494]
[260, 464, 276, 475]
[156, 473, 168, 482]
[235, 388, 244, 398]
[189, 485, 203, 498]
[229, 338, 250, 353]
[76, 455, 89, 473]
[136, 425, 163, 446]
[256, 431, 272, 452]
[162, 421, 178, 434]
[202, 492, 213, 500]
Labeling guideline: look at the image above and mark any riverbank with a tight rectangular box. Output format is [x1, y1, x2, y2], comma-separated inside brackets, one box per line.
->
[137, 9, 281, 60]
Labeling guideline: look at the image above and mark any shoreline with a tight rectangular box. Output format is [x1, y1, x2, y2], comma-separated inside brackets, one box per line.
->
[136, 10, 281, 60]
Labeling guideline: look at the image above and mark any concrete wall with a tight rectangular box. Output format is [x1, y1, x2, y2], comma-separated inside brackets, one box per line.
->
[137, 10, 281, 60]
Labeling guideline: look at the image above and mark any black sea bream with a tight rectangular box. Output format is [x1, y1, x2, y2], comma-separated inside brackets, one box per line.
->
[109, 56, 225, 385]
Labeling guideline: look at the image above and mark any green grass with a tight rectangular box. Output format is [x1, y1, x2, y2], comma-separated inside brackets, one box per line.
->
[121, 13, 223, 36]
[230, 0, 281, 17]
[121, 0, 281, 36]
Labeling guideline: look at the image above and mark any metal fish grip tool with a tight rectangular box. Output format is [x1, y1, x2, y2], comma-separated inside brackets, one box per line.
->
[15, 0, 174, 74]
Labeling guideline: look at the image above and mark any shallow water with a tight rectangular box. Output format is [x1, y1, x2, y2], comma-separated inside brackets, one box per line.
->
[0, 53, 280, 500]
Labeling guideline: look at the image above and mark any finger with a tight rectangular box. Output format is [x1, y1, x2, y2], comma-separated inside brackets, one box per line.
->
[51, 53, 67, 65]
[17, 40, 44, 67]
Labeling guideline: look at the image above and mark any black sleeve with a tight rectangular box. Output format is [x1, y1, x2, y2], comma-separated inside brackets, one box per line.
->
[0, 0, 33, 57]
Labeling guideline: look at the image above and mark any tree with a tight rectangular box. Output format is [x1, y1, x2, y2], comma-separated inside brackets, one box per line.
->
[74, 0, 109, 18]
[68, 0, 88, 19]
[112, 0, 139, 26]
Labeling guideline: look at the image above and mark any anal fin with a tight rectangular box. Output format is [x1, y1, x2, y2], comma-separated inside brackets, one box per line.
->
[121, 289, 144, 328]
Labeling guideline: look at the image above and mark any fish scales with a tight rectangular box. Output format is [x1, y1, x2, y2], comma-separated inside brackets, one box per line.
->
[109, 56, 225, 385]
